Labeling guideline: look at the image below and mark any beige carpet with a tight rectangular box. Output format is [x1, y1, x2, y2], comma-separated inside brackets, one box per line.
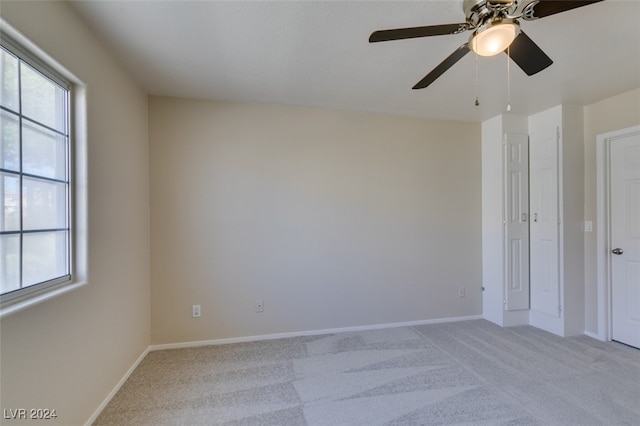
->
[94, 320, 640, 425]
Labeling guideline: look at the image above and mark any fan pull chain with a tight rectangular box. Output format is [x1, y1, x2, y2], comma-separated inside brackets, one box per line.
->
[506, 46, 512, 112]
[474, 52, 479, 106]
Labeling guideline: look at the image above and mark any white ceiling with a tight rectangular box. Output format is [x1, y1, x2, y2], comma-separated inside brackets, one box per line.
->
[70, 0, 640, 122]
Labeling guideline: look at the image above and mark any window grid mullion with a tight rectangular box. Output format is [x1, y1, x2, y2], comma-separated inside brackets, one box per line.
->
[17, 58, 24, 290]
[0, 169, 69, 186]
[0, 106, 69, 139]
[9, 171, 69, 185]
[23, 114, 69, 138]
[1, 228, 70, 236]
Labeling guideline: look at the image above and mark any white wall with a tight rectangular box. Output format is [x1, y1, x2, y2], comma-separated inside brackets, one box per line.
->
[560, 105, 585, 336]
[583, 88, 640, 334]
[149, 97, 482, 344]
[481, 115, 505, 326]
[0, 2, 150, 424]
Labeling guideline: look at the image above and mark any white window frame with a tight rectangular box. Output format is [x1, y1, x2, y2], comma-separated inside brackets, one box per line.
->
[0, 22, 88, 317]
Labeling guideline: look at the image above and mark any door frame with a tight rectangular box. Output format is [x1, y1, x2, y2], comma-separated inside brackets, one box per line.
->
[596, 125, 640, 341]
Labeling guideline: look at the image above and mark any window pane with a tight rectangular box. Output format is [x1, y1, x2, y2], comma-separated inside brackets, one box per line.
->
[0, 234, 20, 293]
[1, 172, 20, 232]
[21, 63, 66, 132]
[23, 120, 67, 180]
[23, 177, 67, 230]
[23, 231, 68, 287]
[0, 48, 19, 112]
[1, 109, 20, 171]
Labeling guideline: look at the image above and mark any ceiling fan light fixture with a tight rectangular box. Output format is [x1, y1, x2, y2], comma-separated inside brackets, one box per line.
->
[470, 19, 520, 57]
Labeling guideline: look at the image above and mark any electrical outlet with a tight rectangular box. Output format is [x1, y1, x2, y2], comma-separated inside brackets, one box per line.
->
[192, 304, 201, 318]
[255, 300, 264, 313]
[458, 287, 466, 298]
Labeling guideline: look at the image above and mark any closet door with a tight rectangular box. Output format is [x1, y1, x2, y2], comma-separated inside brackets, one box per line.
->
[504, 134, 529, 310]
[529, 127, 560, 317]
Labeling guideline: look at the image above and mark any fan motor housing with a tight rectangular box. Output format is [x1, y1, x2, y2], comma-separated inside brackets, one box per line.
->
[463, 0, 491, 26]
[464, 0, 517, 26]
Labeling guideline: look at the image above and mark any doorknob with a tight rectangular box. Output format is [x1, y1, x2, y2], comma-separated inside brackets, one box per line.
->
[612, 248, 624, 255]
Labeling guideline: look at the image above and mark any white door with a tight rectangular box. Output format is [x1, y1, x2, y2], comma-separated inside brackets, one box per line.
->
[504, 134, 529, 310]
[529, 127, 560, 317]
[611, 132, 640, 348]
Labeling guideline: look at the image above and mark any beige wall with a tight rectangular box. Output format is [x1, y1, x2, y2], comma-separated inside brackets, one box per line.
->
[583, 88, 640, 333]
[149, 97, 482, 344]
[0, 2, 150, 424]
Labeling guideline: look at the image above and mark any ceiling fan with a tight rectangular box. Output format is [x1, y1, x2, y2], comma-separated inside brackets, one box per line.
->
[369, 0, 602, 89]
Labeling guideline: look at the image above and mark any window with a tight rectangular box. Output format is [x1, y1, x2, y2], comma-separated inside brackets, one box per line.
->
[1, 33, 72, 305]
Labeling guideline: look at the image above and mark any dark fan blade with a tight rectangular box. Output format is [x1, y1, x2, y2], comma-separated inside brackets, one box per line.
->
[369, 23, 467, 43]
[507, 31, 553, 76]
[413, 43, 470, 89]
[521, 0, 603, 20]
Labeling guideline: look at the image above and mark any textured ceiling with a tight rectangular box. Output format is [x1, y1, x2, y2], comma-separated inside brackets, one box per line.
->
[70, 0, 640, 122]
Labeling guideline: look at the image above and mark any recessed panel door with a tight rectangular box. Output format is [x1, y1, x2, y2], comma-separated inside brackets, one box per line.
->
[611, 132, 640, 349]
[505, 134, 529, 311]
[529, 127, 560, 318]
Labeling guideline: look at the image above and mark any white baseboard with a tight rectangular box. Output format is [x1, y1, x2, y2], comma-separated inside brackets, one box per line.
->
[583, 330, 606, 341]
[149, 314, 483, 351]
[84, 346, 150, 426]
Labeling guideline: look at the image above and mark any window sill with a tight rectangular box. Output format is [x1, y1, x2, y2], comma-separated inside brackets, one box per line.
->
[0, 280, 87, 319]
